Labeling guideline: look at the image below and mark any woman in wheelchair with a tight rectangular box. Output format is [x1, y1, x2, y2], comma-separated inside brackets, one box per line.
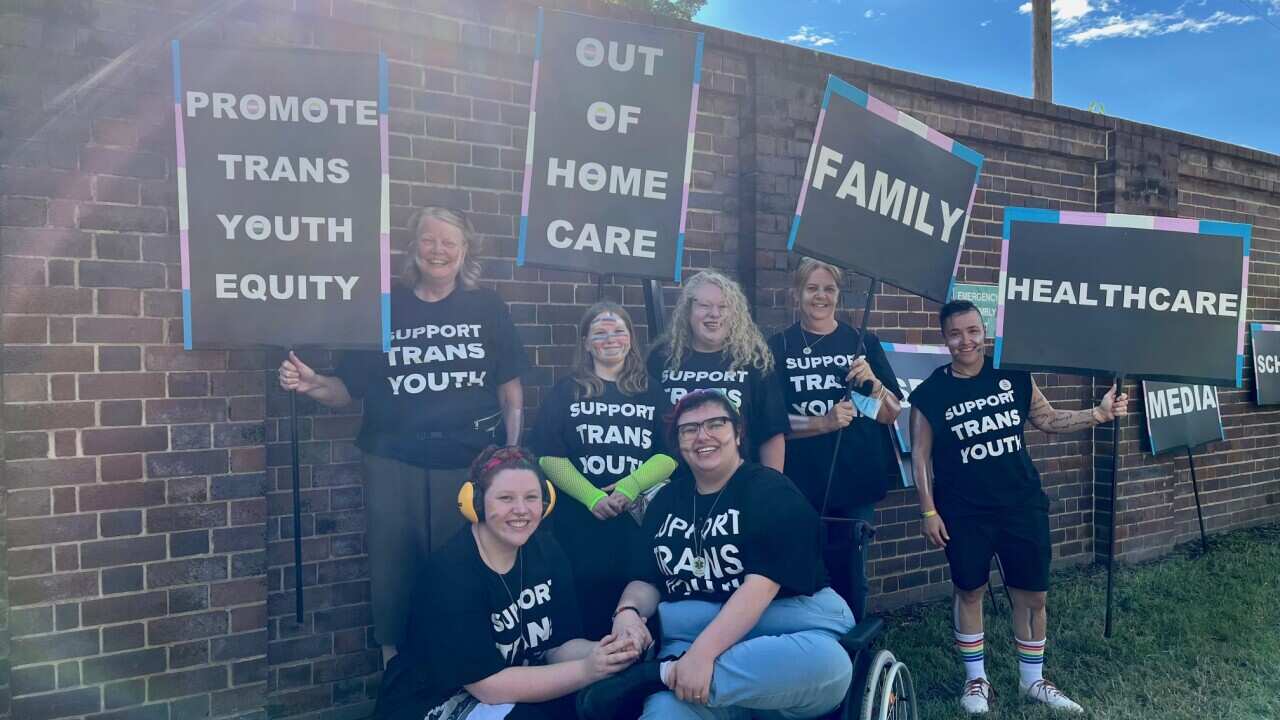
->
[578, 389, 857, 720]
[373, 446, 640, 720]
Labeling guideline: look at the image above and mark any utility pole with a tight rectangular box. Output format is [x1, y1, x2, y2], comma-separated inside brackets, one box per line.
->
[1033, 0, 1052, 102]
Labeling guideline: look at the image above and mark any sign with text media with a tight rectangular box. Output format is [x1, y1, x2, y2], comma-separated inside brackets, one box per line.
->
[788, 75, 984, 302]
[172, 43, 389, 351]
[882, 343, 951, 486]
[518, 9, 703, 280]
[1250, 323, 1280, 405]
[1142, 381, 1224, 454]
[995, 209, 1250, 386]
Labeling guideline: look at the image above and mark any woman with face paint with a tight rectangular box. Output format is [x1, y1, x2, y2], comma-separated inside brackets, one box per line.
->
[767, 257, 903, 621]
[375, 446, 640, 720]
[532, 302, 676, 640]
[278, 207, 529, 665]
[647, 271, 790, 472]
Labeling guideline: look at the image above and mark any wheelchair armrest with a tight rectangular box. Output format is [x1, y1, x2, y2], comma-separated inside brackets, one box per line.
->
[839, 616, 884, 655]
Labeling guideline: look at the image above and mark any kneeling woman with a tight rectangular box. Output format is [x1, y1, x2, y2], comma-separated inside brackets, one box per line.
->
[580, 390, 856, 720]
[375, 446, 640, 720]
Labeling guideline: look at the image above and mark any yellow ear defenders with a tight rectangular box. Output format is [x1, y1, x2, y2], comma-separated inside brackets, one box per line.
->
[457, 474, 557, 524]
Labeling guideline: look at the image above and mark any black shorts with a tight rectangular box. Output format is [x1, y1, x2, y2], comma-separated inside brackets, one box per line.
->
[941, 508, 1051, 592]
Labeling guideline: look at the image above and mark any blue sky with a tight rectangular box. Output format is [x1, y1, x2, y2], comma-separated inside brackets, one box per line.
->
[693, 0, 1280, 156]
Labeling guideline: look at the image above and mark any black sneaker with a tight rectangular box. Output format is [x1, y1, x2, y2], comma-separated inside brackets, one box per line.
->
[576, 656, 674, 720]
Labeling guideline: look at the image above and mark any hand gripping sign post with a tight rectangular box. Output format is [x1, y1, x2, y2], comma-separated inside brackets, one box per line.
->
[789, 74, 984, 525]
[173, 43, 390, 621]
[1249, 323, 1280, 405]
[1142, 381, 1225, 553]
[995, 207, 1251, 637]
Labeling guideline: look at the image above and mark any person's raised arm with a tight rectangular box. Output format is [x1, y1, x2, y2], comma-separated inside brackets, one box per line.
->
[1027, 377, 1128, 434]
[910, 407, 948, 549]
[278, 351, 352, 408]
[498, 377, 524, 445]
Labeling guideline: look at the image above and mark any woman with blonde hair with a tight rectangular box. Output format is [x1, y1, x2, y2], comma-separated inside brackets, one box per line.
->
[768, 257, 902, 620]
[532, 302, 676, 640]
[278, 206, 528, 664]
[648, 270, 789, 471]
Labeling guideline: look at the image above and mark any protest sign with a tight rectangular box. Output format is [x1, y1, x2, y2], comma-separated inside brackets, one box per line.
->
[950, 282, 998, 337]
[881, 343, 951, 486]
[517, 9, 703, 280]
[1142, 381, 1224, 454]
[172, 43, 389, 350]
[995, 209, 1250, 385]
[1251, 323, 1280, 405]
[788, 75, 983, 302]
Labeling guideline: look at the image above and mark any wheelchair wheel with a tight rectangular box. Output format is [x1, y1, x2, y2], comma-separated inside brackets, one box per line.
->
[859, 650, 918, 720]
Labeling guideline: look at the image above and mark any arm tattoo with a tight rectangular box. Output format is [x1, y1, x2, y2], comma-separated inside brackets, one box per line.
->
[1028, 385, 1099, 434]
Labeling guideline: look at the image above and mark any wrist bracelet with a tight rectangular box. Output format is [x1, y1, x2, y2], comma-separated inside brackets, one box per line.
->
[921, 510, 938, 519]
[612, 605, 640, 620]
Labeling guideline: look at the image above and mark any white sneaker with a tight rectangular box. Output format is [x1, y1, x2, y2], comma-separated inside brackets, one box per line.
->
[1022, 678, 1084, 713]
[959, 677, 995, 714]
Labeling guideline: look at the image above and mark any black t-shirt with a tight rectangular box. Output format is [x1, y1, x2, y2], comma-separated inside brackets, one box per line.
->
[531, 378, 666, 488]
[647, 347, 790, 461]
[376, 528, 582, 719]
[336, 285, 529, 469]
[632, 462, 827, 603]
[768, 323, 902, 513]
[908, 357, 1046, 516]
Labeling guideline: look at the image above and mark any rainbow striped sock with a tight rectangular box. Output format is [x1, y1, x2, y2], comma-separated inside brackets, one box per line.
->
[1016, 637, 1046, 686]
[954, 631, 986, 681]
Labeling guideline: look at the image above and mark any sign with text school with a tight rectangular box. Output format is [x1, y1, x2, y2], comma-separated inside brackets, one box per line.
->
[789, 76, 984, 302]
[996, 209, 1250, 386]
[882, 343, 951, 486]
[518, 9, 703, 280]
[172, 43, 389, 350]
[1250, 323, 1280, 405]
[1142, 381, 1224, 454]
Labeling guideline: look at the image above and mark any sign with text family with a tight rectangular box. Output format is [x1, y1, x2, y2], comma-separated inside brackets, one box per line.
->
[1250, 323, 1280, 405]
[172, 43, 389, 350]
[789, 75, 984, 302]
[1142, 381, 1224, 454]
[881, 343, 952, 486]
[995, 209, 1250, 386]
[517, 8, 703, 280]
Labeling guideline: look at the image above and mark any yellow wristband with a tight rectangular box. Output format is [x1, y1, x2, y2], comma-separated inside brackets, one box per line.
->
[921, 510, 938, 519]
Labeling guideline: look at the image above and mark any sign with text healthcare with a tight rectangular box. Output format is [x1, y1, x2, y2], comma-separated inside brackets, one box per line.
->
[1142, 381, 1224, 454]
[789, 76, 984, 302]
[995, 209, 1251, 386]
[1250, 323, 1280, 405]
[172, 43, 389, 351]
[882, 343, 951, 486]
[518, 9, 703, 280]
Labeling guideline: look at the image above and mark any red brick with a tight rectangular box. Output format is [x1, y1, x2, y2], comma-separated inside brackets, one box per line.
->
[0, 227, 92, 257]
[143, 347, 227, 370]
[7, 457, 97, 489]
[6, 430, 50, 459]
[79, 147, 167, 179]
[146, 557, 228, 589]
[146, 665, 228, 702]
[0, 195, 46, 225]
[78, 372, 165, 400]
[97, 232, 142, 260]
[3, 401, 94, 431]
[144, 398, 227, 424]
[145, 449, 228, 479]
[81, 535, 168, 571]
[52, 485, 76, 513]
[82, 591, 167, 627]
[3, 316, 48, 344]
[102, 623, 146, 653]
[3, 346, 94, 373]
[167, 372, 209, 397]
[81, 261, 166, 289]
[2, 255, 47, 285]
[8, 547, 54, 577]
[94, 175, 141, 202]
[50, 374, 76, 401]
[10, 572, 99, 606]
[100, 400, 143, 427]
[97, 287, 142, 315]
[9, 687, 100, 720]
[82, 648, 167, 684]
[8, 514, 97, 547]
[99, 345, 141, 371]
[146, 503, 228, 533]
[82, 427, 169, 455]
[1, 286, 93, 314]
[75, 317, 164, 343]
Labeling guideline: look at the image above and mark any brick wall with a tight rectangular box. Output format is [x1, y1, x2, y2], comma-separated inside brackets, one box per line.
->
[2, 1, 1278, 719]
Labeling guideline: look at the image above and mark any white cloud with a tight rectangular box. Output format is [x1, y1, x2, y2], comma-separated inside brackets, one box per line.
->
[864, 9, 875, 18]
[786, 25, 837, 47]
[1017, 1, 1256, 46]
[980, 19, 993, 27]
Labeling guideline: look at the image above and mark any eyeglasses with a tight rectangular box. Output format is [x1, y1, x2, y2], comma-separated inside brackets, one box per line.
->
[676, 416, 734, 440]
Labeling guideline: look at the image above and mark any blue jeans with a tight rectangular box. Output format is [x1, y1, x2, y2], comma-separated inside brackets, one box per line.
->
[640, 587, 856, 720]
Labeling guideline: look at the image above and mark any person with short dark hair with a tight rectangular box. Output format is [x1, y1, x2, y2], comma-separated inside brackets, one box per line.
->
[769, 257, 902, 620]
[577, 389, 855, 720]
[278, 207, 529, 665]
[374, 446, 640, 720]
[909, 300, 1129, 715]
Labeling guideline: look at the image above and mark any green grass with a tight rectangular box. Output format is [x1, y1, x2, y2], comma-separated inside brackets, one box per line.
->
[877, 523, 1280, 720]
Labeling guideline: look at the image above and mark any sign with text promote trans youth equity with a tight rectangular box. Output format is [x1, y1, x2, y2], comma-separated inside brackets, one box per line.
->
[881, 343, 951, 486]
[1142, 382, 1224, 454]
[1250, 323, 1280, 405]
[996, 209, 1251, 386]
[789, 76, 984, 302]
[172, 43, 389, 351]
[518, 9, 703, 280]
